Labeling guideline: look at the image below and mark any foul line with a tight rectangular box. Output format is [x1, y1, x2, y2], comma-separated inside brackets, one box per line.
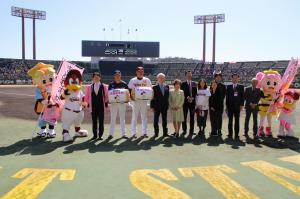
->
[0, 91, 34, 97]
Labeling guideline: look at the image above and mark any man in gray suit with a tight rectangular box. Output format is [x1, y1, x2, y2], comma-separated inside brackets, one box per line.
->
[244, 78, 261, 138]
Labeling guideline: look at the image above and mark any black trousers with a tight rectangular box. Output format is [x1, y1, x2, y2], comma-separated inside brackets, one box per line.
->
[197, 110, 208, 129]
[153, 109, 168, 136]
[91, 108, 104, 137]
[228, 109, 240, 137]
[244, 108, 258, 136]
[210, 109, 222, 135]
[182, 103, 195, 134]
[217, 107, 224, 134]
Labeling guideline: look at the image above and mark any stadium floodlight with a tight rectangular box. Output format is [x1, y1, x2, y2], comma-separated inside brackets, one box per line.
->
[11, 6, 46, 60]
[194, 14, 225, 24]
[194, 14, 225, 64]
[11, 6, 46, 19]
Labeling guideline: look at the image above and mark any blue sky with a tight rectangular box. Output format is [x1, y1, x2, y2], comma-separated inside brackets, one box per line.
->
[0, 0, 299, 62]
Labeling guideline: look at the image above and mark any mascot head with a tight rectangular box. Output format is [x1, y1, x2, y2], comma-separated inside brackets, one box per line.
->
[283, 90, 299, 106]
[27, 62, 55, 91]
[64, 69, 82, 92]
[256, 69, 282, 93]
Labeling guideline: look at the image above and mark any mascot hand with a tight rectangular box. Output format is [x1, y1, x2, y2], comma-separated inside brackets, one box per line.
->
[81, 102, 88, 108]
[41, 100, 48, 105]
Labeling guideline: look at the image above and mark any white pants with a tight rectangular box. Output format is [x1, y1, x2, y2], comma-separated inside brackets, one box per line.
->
[131, 100, 148, 135]
[259, 115, 272, 127]
[109, 103, 127, 136]
[61, 109, 84, 131]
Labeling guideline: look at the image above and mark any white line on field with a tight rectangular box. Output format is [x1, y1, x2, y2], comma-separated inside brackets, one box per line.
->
[0, 91, 34, 97]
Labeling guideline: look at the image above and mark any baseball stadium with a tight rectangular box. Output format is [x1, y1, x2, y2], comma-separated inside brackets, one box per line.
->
[1, 1, 300, 199]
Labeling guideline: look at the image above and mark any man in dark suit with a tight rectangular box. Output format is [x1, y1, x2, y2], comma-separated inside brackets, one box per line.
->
[244, 78, 261, 138]
[85, 72, 108, 140]
[181, 70, 197, 136]
[214, 71, 226, 136]
[150, 73, 169, 137]
[225, 73, 245, 140]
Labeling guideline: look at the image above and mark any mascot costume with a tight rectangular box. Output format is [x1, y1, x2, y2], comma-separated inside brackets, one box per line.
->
[27, 62, 60, 138]
[278, 90, 299, 139]
[256, 69, 282, 137]
[60, 69, 88, 142]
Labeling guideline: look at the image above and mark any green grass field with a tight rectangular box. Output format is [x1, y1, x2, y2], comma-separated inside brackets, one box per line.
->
[1, 86, 300, 199]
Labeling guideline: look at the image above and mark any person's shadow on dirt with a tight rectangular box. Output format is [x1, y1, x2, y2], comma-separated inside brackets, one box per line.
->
[1, 135, 300, 156]
[0, 137, 69, 156]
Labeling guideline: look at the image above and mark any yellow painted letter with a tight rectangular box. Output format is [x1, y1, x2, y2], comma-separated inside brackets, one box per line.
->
[280, 155, 300, 166]
[1, 168, 76, 199]
[129, 169, 190, 199]
[178, 165, 259, 199]
[242, 160, 300, 195]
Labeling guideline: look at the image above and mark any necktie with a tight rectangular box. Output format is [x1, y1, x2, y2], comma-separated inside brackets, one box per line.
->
[189, 81, 192, 96]
[161, 85, 165, 95]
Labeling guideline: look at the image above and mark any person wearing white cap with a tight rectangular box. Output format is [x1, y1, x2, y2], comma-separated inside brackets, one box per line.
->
[108, 70, 129, 139]
[128, 66, 152, 138]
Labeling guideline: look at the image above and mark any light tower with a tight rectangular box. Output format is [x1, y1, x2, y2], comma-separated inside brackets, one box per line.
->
[11, 6, 46, 60]
[194, 14, 225, 64]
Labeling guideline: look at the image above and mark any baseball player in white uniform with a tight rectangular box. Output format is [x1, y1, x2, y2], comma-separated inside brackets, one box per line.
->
[128, 66, 152, 138]
[108, 70, 129, 139]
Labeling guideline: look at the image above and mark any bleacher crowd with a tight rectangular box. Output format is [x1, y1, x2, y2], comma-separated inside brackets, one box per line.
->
[0, 58, 299, 87]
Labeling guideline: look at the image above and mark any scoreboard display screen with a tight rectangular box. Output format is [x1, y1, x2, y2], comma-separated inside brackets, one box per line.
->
[82, 40, 159, 57]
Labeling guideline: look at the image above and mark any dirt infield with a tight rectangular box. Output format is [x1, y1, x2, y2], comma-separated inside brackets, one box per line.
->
[0, 85, 213, 125]
[0, 86, 152, 124]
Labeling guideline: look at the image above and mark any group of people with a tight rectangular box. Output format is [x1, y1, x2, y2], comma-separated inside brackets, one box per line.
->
[28, 62, 299, 143]
[149, 70, 259, 140]
[87, 67, 267, 141]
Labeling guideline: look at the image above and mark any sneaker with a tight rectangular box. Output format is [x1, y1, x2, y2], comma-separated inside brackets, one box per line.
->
[265, 127, 272, 137]
[63, 133, 73, 142]
[47, 129, 56, 138]
[143, 134, 149, 138]
[37, 129, 46, 138]
[258, 126, 265, 137]
[75, 129, 88, 137]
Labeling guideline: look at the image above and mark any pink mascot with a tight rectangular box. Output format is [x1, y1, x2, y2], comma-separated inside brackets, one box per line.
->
[277, 90, 299, 139]
[256, 70, 282, 137]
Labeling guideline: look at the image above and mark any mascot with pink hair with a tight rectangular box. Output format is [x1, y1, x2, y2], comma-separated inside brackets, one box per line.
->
[256, 70, 282, 137]
[277, 90, 299, 139]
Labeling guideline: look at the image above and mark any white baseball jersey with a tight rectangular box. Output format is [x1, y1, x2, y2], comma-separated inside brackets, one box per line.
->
[128, 77, 152, 89]
[64, 90, 85, 111]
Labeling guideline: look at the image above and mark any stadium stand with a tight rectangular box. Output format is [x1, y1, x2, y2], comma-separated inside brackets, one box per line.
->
[0, 58, 299, 87]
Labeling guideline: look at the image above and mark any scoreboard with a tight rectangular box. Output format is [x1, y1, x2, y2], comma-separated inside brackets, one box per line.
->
[82, 40, 159, 57]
